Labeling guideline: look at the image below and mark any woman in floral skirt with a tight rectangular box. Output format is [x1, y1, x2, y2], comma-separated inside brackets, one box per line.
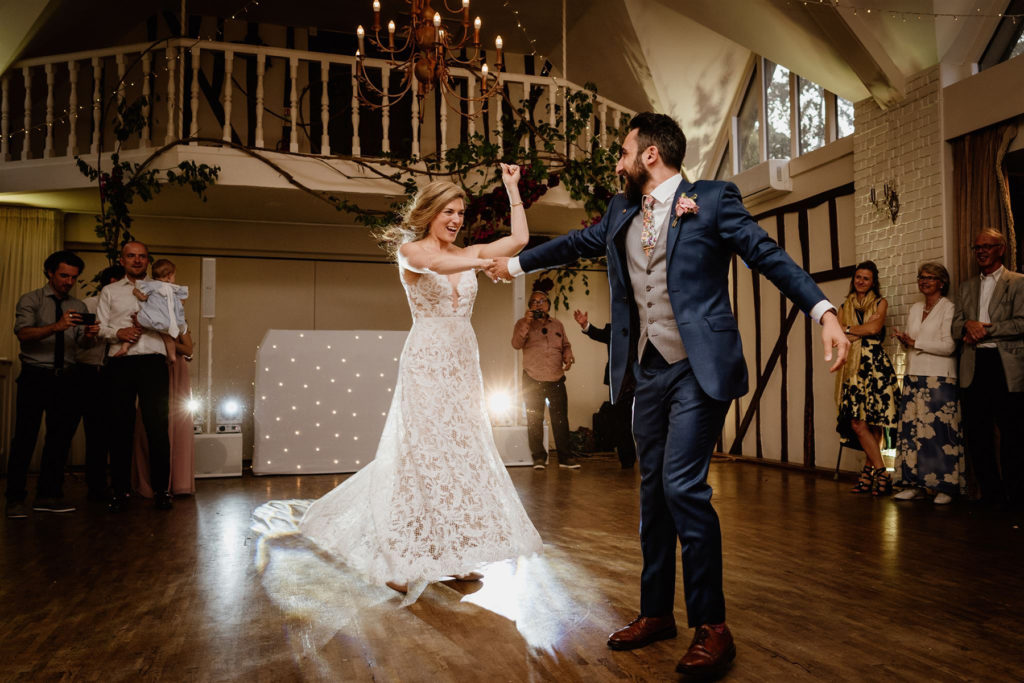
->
[836, 261, 899, 495]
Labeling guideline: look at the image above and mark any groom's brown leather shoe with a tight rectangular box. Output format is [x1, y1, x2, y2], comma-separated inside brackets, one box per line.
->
[607, 614, 677, 650]
[675, 624, 736, 678]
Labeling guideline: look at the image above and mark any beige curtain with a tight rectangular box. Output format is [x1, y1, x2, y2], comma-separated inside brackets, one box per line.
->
[0, 207, 62, 363]
[951, 122, 1019, 283]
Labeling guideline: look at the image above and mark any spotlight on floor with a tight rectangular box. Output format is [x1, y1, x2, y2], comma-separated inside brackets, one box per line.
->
[216, 397, 243, 433]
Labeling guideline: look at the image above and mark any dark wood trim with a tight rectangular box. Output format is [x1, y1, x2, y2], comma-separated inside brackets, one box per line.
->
[828, 197, 840, 271]
[752, 271, 762, 459]
[732, 254, 740, 438]
[776, 214, 788, 463]
[750, 182, 856, 222]
[728, 303, 800, 454]
[812, 266, 857, 284]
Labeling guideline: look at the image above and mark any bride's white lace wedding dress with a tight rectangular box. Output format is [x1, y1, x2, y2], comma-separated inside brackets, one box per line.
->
[299, 265, 542, 586]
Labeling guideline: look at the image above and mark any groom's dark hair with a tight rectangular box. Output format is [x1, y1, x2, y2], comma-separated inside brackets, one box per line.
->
[629, 112, 687, 171]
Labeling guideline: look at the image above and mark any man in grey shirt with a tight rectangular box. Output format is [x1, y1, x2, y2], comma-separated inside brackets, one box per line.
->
[6, 250, 98, 518]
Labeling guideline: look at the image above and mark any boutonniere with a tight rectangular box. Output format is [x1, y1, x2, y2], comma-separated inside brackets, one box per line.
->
[672, 193, 699, 227]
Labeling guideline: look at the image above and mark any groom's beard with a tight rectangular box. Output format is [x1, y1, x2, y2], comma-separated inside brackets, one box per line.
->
[622, 161, 649, 203]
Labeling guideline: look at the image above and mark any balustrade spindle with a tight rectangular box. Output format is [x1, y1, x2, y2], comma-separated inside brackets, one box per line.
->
[165, 47, 177, 144]
[349, 63, 359, 156]
[563, 86, 570, 159]
[115, 53, 125, 110]
[492, 81, 502, 155]
[1, 75, 9, 161]
[22, 67, 31, 160]
[320, 59, 330, 155]
[467, 79, 476, 139]
[43, 64, 54, 158]
[255, 53, 265, 148]
[67, 62, 78, 156]
[439, 91, 448, 155]
[222, 50, 233, 142]
[411, 74, 420, 158]
[289, 57, 298, 153]
[548, 83, 556, 130]
[140, 53, 151, 148]
[190, 46, 200, 143]
[381, 66, 391, 154]
[90, 58, 101, 154]
[598, 101, 607, 148]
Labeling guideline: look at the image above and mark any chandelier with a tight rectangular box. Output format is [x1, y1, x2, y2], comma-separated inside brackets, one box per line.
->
[355, 0, 504, 115]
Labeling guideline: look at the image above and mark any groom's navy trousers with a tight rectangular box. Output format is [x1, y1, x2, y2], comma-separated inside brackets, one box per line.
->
[633, 347, 729, 626]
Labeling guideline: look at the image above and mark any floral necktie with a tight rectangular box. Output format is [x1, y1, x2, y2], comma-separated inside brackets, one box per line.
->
[641, 194, 657, 258]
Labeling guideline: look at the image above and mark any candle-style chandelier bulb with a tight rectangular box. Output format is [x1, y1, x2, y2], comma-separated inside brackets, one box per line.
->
[495, 35, 503, 50]
[433, 12, 442, 27]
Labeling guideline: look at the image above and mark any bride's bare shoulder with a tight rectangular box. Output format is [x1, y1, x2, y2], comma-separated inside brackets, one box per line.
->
[397, 244, 423, 284]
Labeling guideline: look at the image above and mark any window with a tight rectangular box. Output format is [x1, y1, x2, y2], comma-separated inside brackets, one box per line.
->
[765, 60, 791, 159]
[798, 76, 825, 154]
[737, 76, 761, 172]
[1012, 31, 1024, 60]
[980, 0, 1024, 69]
[836, 96, 854, 139]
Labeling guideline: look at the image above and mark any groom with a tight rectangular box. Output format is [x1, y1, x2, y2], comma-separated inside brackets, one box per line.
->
[486, 113, 849, 677]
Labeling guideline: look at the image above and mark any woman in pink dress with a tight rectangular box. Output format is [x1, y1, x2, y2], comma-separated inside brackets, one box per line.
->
[132, 328, 195, 497]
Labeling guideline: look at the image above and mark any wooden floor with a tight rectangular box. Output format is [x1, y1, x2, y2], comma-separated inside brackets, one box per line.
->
[2, 456, 1023, 682]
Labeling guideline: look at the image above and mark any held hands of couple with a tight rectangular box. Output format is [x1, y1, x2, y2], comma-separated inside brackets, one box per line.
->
[484, 256, 513, 283]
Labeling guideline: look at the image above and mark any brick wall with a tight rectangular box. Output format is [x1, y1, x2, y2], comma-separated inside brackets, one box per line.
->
[853, 66, 945, 348]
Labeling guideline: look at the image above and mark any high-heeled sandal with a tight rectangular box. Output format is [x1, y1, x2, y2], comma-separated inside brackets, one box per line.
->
[871, 468, 893, 497]
[851, 464, 874, 493]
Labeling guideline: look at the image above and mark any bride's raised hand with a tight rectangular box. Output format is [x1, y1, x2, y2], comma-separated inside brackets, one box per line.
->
[500, 162, 521, 187]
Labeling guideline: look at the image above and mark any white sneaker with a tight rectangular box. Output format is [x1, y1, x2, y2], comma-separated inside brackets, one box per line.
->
[893, 488, 923, 500]
[933, 492, 953, 505]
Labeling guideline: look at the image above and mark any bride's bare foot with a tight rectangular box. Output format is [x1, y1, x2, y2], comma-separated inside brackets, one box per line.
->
[453, 572, 483, 582]
[385, 580, 408, 593]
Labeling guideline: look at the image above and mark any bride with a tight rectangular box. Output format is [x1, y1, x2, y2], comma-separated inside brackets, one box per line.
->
[299, 163, 542, 594]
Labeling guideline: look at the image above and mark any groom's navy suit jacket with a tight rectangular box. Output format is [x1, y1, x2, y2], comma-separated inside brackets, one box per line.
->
[519, 179, 827, 404]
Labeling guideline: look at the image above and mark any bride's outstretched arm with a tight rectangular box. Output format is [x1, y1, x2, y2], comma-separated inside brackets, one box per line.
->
[398, 245, 492, 275]
[474, 163, 529, 259]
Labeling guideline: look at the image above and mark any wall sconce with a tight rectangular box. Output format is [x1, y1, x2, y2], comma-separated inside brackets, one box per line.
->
[869, 181, 900, 224]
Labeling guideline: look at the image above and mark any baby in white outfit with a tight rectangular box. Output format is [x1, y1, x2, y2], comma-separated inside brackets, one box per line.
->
[116, 258, 188, 360]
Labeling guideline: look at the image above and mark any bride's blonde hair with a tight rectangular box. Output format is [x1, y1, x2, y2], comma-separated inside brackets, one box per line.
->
[376, 180, 468, 259]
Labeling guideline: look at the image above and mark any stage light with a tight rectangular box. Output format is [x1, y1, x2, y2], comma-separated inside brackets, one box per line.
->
[216, 397, 244, 433]
[186, 398, 201, 413]
[488, 389, 515, 426]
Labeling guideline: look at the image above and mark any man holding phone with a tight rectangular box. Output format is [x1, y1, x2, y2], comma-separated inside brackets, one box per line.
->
[6, 250, 98, 518]
[511, 279, 579, 470]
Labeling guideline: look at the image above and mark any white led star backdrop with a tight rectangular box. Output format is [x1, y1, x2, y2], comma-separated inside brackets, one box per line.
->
[253, 329, 407, 475]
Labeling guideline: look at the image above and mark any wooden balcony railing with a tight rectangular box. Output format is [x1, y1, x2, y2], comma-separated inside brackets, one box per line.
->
[1, 37, 634, 167]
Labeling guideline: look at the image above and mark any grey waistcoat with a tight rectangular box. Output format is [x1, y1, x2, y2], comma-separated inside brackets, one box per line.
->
[626, 213, 687, 363]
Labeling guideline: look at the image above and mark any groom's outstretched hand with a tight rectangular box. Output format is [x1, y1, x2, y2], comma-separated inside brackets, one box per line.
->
[484, 257, 512, 283]
[821, 310, 850, 373]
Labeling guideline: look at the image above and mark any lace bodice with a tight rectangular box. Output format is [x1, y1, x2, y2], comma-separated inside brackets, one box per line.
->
[401, 269, 477, 319]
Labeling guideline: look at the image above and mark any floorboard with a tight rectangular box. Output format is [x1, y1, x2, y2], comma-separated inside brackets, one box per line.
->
[1, 456, 1022, 681]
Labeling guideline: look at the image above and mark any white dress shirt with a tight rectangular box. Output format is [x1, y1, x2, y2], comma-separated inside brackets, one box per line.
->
[97, 277, 168, 357]
[977, 265, 1003, 349]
